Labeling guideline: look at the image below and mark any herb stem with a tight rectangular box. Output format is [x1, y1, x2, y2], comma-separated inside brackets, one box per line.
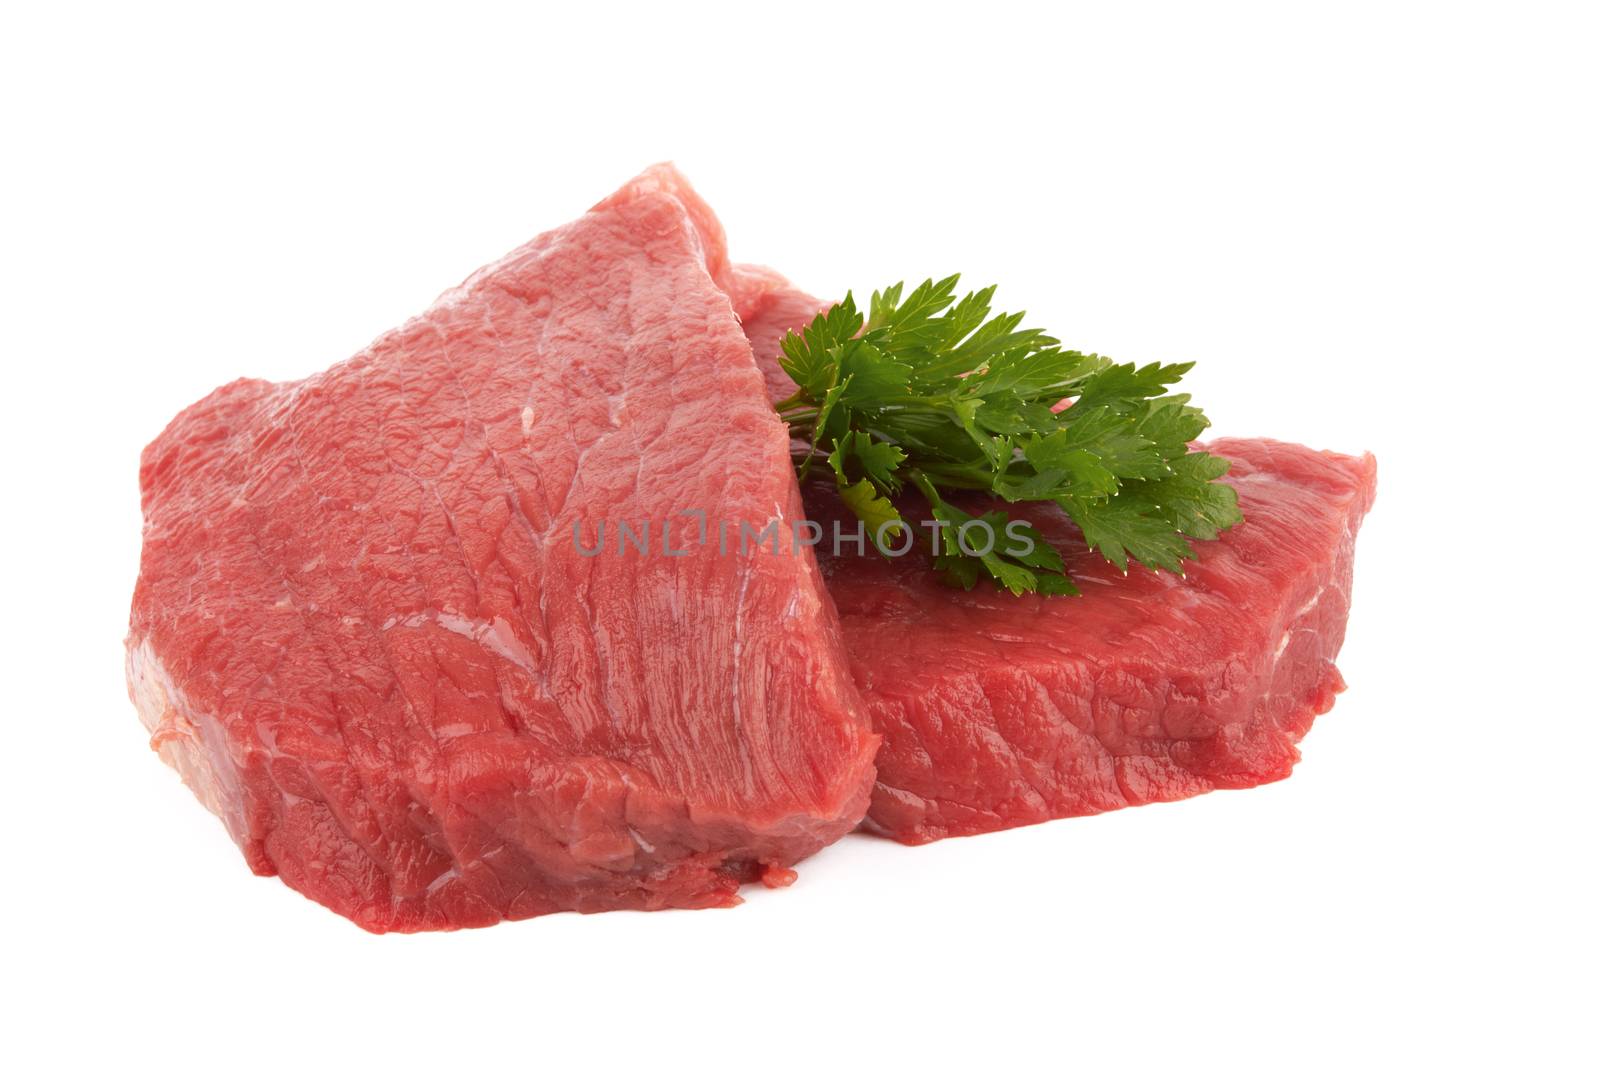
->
[773, 390, 810, 413]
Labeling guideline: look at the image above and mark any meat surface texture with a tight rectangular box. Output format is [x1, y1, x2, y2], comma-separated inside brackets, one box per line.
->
[126, 167, 878, 931]
[736, 283, 1377, 844]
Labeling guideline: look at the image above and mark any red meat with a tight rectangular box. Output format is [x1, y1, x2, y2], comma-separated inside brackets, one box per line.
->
[736, 282, 1376, 843]
[126, 168, 877, 931]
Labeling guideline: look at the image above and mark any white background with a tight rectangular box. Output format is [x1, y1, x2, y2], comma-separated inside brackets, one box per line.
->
[3, 2, 1595, 1063]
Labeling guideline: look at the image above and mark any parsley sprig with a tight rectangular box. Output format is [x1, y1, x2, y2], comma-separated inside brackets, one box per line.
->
[777, 276, 1243, 595]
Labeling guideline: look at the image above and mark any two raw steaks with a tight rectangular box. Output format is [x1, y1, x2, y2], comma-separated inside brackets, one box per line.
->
[127, 167, 1376, 931]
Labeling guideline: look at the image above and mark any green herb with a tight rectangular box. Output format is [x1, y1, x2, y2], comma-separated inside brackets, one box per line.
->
[777, 276, 1242, 595]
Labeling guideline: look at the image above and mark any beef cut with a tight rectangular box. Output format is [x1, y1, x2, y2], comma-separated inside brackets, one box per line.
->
[735, 282, 1377, 843]
[126, 167, 878, 931]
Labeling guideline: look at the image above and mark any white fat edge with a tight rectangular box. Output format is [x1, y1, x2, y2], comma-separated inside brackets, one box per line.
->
[126, 639, 250, 846]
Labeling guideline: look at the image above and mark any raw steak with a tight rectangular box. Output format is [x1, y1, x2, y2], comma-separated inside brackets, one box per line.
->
[735, 281, 1376, 843]
[126, 167, 878, 931]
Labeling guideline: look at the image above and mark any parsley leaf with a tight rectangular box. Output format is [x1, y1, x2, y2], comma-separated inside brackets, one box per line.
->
[778, 277, 1242, 595]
